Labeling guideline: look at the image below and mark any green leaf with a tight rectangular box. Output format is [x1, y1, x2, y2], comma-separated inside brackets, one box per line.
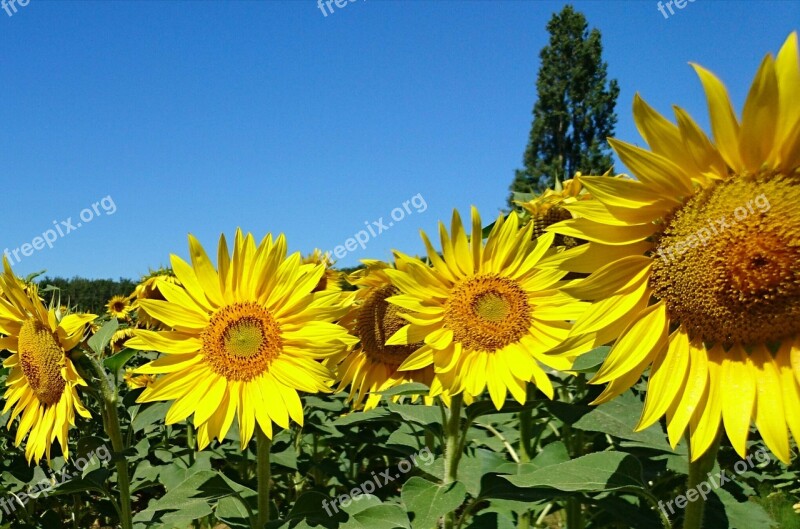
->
[379, 382, 431, 398]
[103, 347, 138, 376]
[504, 451, 645, 493]
[572, 346, 610, 372]
[387, 403, 442, 427]
[571, 391, 671, 451]
[215, 496, 253, 529]
[401, 477, 466, 529]
[708, 488, 777, 528]
[132, 401, 170, 432]
[350, 504, 412, 529]
[87, 319, 119, 355]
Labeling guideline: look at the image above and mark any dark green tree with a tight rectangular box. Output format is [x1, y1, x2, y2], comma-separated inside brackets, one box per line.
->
[510, 4, 619, 204]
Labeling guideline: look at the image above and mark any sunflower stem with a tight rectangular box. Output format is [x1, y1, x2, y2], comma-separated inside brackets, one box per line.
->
[443, 393, 464, 529]
[256, 427, 272, 528]
[683, 436, 720, 529]
[517, 384, 534, 529]
[85, 354, 133, 529]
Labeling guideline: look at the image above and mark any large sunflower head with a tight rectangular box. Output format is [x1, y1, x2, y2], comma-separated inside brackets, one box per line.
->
[546, 33, 800, 463]
[125, 229, 357, 450]
[0, 259, 95, 464]
[383, 207, 586, 409]
[334, 259, 435, 411]
[106, 295, 132, 320]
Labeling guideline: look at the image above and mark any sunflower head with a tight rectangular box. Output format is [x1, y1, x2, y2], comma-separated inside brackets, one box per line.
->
[381, 207, 585, 409]
[302, 249, 342, 292]
[547, 33, 800, 463]
[106, 295, 132, 319]
[125, 229, 357, 450]
[123, 369, 156, 390]
[131, 268, 180, 328]
[333, 260, 433, 410]
[0, 258, 95, 463]
[111, 327, 136, 353]
[516, 175, 589, 248]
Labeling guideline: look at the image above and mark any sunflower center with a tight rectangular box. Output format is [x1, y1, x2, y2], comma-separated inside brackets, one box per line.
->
[444, 274, 531, 352]
[532, 207, 581, 248]
[650, 172, 800, 346]
[201, 302, 282, 381]
[357, 285, 421, 366]
[18, 319, 66, 406]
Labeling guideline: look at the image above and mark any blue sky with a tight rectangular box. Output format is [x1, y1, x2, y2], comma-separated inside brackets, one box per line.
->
[0, 0, 797, 280]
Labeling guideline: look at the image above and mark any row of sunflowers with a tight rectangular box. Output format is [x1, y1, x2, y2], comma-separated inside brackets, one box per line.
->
[0, 32, 796, 529]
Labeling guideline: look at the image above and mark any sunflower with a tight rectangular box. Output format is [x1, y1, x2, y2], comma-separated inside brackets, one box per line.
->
[125, 230, 357, 450]
[111, 327, 136, 353]
[106, 295, 132, 320]
[130, 268, 180, 329]
[123, 369, 156, 390]
[383, 207, 585, 409]
[516, 175, 590, 248]
[302, 249, 343, 292]
[335, 260, 437, 410]
[545, 33, 800, 463]
[0, 259, 95, 463]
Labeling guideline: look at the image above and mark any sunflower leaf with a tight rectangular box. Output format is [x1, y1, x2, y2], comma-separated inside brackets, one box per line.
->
[402, 477, 465, 529]
[503, 451, 645, 492]
[87, 318, 119, 355]
[103, 347, 138, 377]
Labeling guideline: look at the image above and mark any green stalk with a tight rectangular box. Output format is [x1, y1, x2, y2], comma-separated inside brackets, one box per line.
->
[256, 428, 272, 528]
[443, 394, 464, 529]
[682, 436, 720, 529]
[85, 355, 133, 529]
[561, 376, 585, 529]
[517, 384, 534, 529]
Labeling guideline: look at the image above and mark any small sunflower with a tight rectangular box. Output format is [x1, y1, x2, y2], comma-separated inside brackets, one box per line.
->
[546, 33, 800, 462]
[302, 249, 343, 292]
[335, 260, 436, 410]
[0, 259, 95, 463]
[106, 295, 132, 320]
[516, 175, 590, 248]
[130, 268, 180, 329]
[111, 327, 136, 353]
[384, 207, 585, 408]
[123, 369, 156, 390]
[125, 230, 357, 450]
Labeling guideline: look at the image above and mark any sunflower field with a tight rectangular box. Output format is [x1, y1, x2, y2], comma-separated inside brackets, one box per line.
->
[0, 31, 798, 529]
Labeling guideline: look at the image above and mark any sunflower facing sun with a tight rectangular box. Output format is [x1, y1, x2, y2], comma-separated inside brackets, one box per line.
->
[334, 259, 437, 411]
[0, 259, 96, 463]
[125, 230, 357, 450]
[383, 207, 586, 409]
[106, 295, 132, 320]
[545, 33, 800, 463]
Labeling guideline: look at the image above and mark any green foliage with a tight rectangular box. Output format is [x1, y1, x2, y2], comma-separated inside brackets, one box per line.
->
[38, 276, 137, 314]
[509, 4, 619, 201]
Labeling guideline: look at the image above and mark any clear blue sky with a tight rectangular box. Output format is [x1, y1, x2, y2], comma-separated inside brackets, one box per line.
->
[1, 0, 797, 279]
